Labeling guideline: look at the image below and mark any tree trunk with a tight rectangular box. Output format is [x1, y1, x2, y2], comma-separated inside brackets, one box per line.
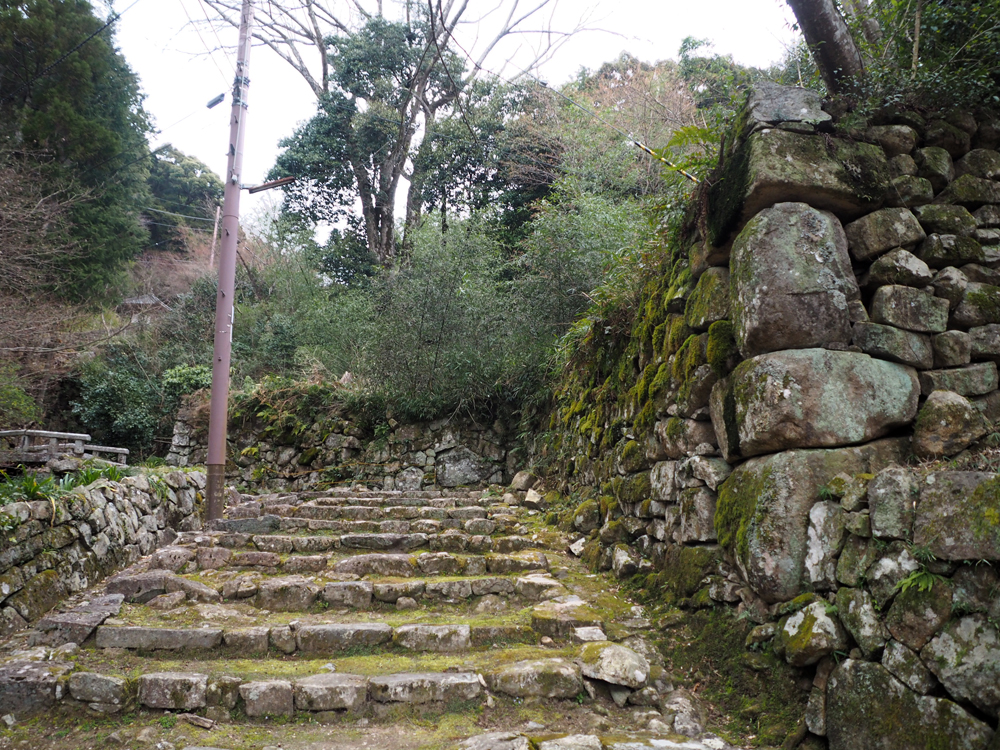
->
[786, 0, 865, 94]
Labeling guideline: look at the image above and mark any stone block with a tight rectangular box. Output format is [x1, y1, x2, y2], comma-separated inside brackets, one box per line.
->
[914, 472, 1000, 560]
[293, 673, 368, 711]
[777, 601, 847, 667]
[69, 672, 125, 705]
[866, 248, 933, 287]
[953, 283, 1000, 327]
[804, 501, 845, 590]
[254, 576, 319, 611]
[223, 627, 269, 652]
[867, 125, 918, 158]
[296, 624, 393, 652]
[139, 672, 207, 709]
[487, 658, 583, 699]
[835, 588, 887, 658]
[852, 322, 933, 369]
[868, 468, 918, 540]
[95, 626, 222, 650]
[531, 596, 604, 636]
[0, 660, 71, 716]
[933, 330, 972, 367]
[826, 660, 992, 750]
[677, 487, 717, 543]
[918, 362, 998, 396]
[393, 625, 471, 652]
[923, 615, 1000, 720]
[684, 267, 729, 332]
[321, 582, 373, 609]
[918, 234, 994, 268]
[870, 285, 949, 333]
[912, 390, 988, 459]
[915, 146, 954, 192]
[711, 350, 918, 460]
[715, 439, 908, 602]
[936, 174, 1000, 207]
[239, 680, 294, 717]
[579, 642, 649, 688]
[332, 554, 416, 577]
[886, 175, 933, 207]
[914, 204, 978, 236]
[845, 207, 926, 262]
[731, 202, 858, 358]
[368, 672, 481, 703]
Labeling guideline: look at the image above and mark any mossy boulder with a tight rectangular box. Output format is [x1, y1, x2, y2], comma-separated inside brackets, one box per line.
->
[918, 234, 994, 269]
[867, 125, 918, 158]
[844, 207, 926, 262]
[870, 285, 950, 333]
[922, 615, 1000, 720]
[925, 119, 971, 158]
[866, 248, 934, 287]
[954, 282, 1000, 327]
[917, 362, 998, 397]
[684, 267, 730, 332]
[885, 578, 952, 651]
[868, 468, 918, 541]
[653, 418, 716, 460]
[708, 129, 888, 244]
[886, 174, 934, 207]
[826, 660, 993, 750]
[711, 349, 919, 460]
[933, 330, 972, 367]
[936, 174, 1000, 208]
[912, 390, 988, 459]
[914, 204, 978, 237]
[915, 146, 955, 192]
[777, 600, 847, 667]
[955, 148, 1000, 180]
[579, 642, 650, 689]
[486, 658, 583, 699]
[914, 472, 1000, 561]
[730, 202, 859, 358]
[572, 500, 601, 533]
[714, 439, 907, 603]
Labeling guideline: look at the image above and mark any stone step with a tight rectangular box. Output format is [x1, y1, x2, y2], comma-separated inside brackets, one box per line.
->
[224, 502, 514, 523]
[147, 546, 551, 578]
[92, 621, 539, 654]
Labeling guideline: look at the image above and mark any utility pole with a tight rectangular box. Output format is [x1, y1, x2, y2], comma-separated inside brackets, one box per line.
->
[206, 0, 254, 521]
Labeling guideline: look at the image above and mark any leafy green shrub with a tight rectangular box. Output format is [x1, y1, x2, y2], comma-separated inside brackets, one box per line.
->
[0, 365, 41, 428]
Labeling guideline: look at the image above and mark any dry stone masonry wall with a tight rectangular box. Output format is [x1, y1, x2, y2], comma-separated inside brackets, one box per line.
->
[0, 469, 204, 641]
[541, 83, 1000, 750]
[167, 391, 510, 492]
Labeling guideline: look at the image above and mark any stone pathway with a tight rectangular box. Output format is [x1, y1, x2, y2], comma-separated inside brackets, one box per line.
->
[0, 483, 736, 750]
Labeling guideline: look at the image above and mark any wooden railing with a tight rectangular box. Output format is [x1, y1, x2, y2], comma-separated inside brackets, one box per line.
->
[0, 430, 129, 466]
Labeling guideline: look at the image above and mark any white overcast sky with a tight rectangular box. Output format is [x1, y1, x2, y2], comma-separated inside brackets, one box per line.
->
[114, 0, 800, 219]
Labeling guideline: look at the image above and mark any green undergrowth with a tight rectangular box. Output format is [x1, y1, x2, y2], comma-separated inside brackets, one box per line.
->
[642, 603, 805, 748]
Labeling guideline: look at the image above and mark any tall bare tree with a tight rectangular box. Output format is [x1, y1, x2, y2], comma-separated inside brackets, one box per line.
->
[785, 0, 865, 94]
[197, 0, 585, 263]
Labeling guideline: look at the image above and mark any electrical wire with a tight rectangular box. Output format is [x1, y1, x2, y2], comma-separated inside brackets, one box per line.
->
[142, 206, 218, 222]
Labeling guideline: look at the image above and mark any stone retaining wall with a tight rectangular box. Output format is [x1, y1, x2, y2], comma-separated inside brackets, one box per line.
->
[538, 84, 1000, 750]
[0, 469, 204, 636]
[166, 391, 511, 492]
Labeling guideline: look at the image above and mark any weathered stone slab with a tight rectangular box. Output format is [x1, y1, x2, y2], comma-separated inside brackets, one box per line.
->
[914, 472, 1000, 560]
[531, 596, 604, 637]
[778, 601, 848, 667]
[882, 639, 937, 694]
[139, 672, 207, 709]
[852, 322, 933, 369]
[0, 660, 72, 716]
[936, 173, 1000, 207]
[953, 282, 1000, 327]
[487, 658, 583, 699]
[684, 267, 730, 332]
[804, 501, 845, 590]
[212, 515, 281, 534]
[293, 673, 368, 711]
[730, 202, 858, 358]
[835, 588, 887, 658]
[912, 390, 988, 459]
[69, 672, 125, 706]
[918, 234, 994, 268]
[393, 625, 471, 652]
[747, 83, 831, 127]
[373, 581, 425, 603]
[715, 439, 908, 602]
[332, 554, 416, 577]
[321, 582, 373, 609]
[711, 349, 918, 460]
[708, 129, 887, 244]
[485, 552, 548, 574]
[918, 362, 998, 397]
[933, 330, 971, 367]
[867, 248, 933, 287]
[296, 624, 393, 652]
[460, 733, 531, 750]
[368, 673, 481, 703]
[826, 660, 993, 750]
[868, 468, 918, 541]
[239, 680, 294, 717]
[32, 594, 124, 646]
[222, 627, 269, 652]
[96, 626, 223, 650]
[255, 576, 319, 611]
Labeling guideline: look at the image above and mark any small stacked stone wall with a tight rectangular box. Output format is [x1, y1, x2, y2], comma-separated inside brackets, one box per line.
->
[538, 83, 1000, 750]
[0, 469, 204, 637]
[167, 392, 511, 492]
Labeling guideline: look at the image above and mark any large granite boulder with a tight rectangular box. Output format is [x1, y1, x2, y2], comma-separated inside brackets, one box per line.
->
[914, 472, 1000, 560]
[826, 660, 993, 750]
[714, 439, 907, 602]
[708, 128, 888, 245]
[922, 615, 1000, 720]
[730, 202, 859, 358]
[710, 349, 919, 461]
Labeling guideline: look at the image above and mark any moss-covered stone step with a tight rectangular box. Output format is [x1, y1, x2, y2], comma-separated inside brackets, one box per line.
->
[148, 547, 551, 578]
[227, 503, 496, 523]
[92, 621, 538, 654]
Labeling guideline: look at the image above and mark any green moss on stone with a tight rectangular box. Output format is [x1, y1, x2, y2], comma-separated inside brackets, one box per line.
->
[706, 320, 737, 377]
[715, 464, 777, 559]
[964, 287, 1000, 324]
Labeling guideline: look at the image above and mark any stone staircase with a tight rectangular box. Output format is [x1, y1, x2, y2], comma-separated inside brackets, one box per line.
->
[0, 484, 736, 750]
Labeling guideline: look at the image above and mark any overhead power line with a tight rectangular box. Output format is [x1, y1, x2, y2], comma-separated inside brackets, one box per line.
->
[141, 206, 218, 222]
